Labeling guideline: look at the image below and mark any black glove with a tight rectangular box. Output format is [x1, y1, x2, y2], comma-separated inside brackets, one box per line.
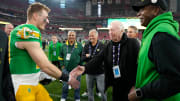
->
[59, 72, 69, 82]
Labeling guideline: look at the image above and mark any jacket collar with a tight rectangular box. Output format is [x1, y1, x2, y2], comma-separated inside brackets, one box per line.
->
[111, 33, 127, 45]
[89, 40, 99, 46]
[65, 40, 78, 46]
[143, 12, 178, 38]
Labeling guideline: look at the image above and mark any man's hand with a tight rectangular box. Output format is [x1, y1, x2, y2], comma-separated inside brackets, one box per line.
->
[128, 87, 140, 101]
[67, 65, 85, 89]
[67, 76, 80, 89]
[70, 65, 85, 78]
[129, 86, 135, 93]
[86, 54, 90, 58]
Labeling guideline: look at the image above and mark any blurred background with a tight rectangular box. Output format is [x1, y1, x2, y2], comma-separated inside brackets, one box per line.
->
[1, 0, 180, 101]
[0, 0, 179, 42]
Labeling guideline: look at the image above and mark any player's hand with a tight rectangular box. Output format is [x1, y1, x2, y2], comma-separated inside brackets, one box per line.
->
[70, 65, 85, 78]
[67, 75, 80, 89]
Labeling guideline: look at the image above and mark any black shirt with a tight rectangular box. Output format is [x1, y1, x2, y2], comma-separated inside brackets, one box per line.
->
[85, 33, 140, 89]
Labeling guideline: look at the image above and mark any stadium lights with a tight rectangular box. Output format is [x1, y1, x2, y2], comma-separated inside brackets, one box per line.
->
[107, 18, 146, 30]
[136, 26, 146, 30]
[59, 27, 83, 31]
[97, 27, 109, 30]
[0, 21, 10, 24]
[97, 26, 146, 30]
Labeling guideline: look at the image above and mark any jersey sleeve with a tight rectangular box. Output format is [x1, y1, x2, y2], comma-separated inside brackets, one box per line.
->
[16, 27, 40, 42]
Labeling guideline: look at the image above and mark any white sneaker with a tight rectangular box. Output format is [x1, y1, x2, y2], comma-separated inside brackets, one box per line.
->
[96, 93, 101, 97]
[68, 85, 72, 89]
[60, 98, 66, 101]
[81, 92, 88, 97]
[75, 99, 80, 101]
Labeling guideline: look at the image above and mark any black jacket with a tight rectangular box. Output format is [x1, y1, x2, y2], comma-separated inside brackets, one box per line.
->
[85, 33, 140, 90]
[81, 40, 104, 75]
[0, 30, 16, 101]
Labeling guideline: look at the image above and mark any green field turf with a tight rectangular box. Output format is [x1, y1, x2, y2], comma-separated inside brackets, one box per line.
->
[44, 75, 112, 101]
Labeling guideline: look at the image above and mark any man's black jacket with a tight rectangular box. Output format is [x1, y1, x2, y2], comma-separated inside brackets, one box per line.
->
[81, 40, 104, 75]
[0, 30, 16, 101]
[85, 33, 140, 90]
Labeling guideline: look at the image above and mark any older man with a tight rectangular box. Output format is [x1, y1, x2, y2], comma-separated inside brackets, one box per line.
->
[128, 0, 180, 101]
[81, 29, 106, 101]
[4, 23, 14, 36]
[59, 31, 83, 101]
[71, 21, 140, 101]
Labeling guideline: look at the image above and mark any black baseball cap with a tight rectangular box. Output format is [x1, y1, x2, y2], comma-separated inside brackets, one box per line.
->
[132, 0, 168, 12]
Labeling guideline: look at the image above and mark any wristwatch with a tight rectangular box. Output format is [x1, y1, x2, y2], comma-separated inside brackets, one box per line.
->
[136, 88, 143, 98]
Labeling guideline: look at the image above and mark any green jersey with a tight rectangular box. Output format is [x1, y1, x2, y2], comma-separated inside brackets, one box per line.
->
[9, 24, 42, 74]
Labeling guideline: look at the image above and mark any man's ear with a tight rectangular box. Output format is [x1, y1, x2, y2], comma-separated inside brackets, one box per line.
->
[154, 7, 161, 16]
[32, 12, 39, 21]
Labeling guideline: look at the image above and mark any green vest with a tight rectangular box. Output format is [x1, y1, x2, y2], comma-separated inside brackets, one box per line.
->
[136, 12, 180, 101]
[9, 24, 41, 74]
[48, 42, 62, 61]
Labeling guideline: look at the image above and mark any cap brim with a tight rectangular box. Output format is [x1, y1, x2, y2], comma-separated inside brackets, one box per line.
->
[132, 1, 148, 12]
[132, 5, 144, 12]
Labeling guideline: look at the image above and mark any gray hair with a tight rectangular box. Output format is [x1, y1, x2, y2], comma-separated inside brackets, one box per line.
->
[117, 22, 124, 32]
[5, 23, 14, 28]
[128, 25, 138, 33]
[89, 29, 98, 37]
[68, 30, 76, 36]
[109, 21, 125, 32]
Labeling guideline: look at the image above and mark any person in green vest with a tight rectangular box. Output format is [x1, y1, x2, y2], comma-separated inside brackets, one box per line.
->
[59, 31, 83, 101]
[48, 35, 62, 69]
[9, 2, 79, 101]
[40, 35, 62, 85]
[128, 0, 180, 101]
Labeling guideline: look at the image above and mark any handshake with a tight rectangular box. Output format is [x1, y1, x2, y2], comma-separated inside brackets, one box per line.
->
[60, 66, 85, 89]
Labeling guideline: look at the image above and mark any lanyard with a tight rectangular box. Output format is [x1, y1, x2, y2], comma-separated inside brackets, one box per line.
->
[66, 44, 75, 54]
[53, 43, 57, 51]
[89, 41, 99, 57]
[113, 44, 120, 66]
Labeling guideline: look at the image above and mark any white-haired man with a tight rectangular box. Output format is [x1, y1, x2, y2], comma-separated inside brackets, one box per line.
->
[71, 21, 140, 101]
